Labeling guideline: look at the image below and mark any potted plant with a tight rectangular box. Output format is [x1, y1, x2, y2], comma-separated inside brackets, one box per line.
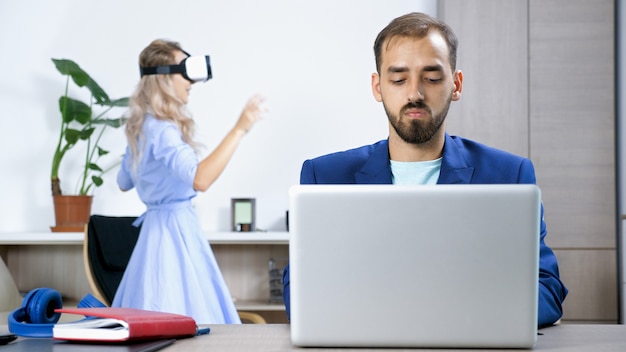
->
[50, 58, 129, 232]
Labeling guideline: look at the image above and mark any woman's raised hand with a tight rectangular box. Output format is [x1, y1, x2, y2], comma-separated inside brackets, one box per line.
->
[235, 94, 267, 134]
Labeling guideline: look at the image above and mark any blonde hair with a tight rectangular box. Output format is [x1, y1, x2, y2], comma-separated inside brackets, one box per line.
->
[125, 39, 199, 168]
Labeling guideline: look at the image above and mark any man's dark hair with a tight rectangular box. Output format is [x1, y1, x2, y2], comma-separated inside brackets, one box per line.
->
[374, 12, 458, 73]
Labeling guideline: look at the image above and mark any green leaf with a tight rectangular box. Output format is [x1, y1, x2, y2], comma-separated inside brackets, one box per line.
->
[91, 175, 103, 187]
[97, 146, 109, 156]
[52, 58, 110, 104]
[78, 127, 95, 140]
[52, 59, 89, 87]
[92, 117, 128, 128]
[64, 129, 82, 144]
[96, 97, 129, 108]
[85, 78, 111, 104]
[59, 96, 91, 124]
[88, 163, 103, 172]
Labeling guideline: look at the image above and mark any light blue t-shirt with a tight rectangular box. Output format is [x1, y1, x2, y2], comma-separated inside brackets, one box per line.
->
[390, 158, 442, 185]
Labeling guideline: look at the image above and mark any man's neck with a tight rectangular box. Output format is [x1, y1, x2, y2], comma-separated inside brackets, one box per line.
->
[388, 130, 445, 162]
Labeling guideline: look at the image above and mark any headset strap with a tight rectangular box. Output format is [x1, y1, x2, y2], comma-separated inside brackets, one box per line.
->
[139, 63, 185, 77]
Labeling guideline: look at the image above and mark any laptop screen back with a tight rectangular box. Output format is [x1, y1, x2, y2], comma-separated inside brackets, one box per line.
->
[288, 184, 539, 348]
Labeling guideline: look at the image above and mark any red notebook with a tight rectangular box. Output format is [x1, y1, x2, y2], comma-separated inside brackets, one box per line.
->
[52, 307, 197, 342]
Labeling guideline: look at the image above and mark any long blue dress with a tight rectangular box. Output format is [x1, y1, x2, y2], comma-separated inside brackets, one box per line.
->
[112, 113, 241, 324]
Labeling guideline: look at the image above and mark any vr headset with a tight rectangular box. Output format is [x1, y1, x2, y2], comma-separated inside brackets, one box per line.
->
[140, 50, 212, 83]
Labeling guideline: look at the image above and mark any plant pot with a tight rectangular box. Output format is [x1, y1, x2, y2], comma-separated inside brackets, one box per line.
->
[51, 195, 93, 232]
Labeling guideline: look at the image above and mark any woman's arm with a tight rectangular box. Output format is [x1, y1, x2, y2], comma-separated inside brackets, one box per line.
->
[194, 94, 266, 191]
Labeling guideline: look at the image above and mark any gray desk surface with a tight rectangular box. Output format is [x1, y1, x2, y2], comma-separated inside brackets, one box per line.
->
[2, 324, 626, 351]
[176, 324, 626, 351]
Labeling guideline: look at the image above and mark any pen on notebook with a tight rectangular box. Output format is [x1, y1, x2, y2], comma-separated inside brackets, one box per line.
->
[196, 327, 211, 336]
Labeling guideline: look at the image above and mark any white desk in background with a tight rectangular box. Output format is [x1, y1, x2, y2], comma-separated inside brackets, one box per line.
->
[0, 231, 289, 322]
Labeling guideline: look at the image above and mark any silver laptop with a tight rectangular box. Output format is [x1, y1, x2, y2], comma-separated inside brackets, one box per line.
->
[288, 184, 539, 348]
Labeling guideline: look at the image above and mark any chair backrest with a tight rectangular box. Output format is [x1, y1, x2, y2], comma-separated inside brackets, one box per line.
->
[83, 215, 141, 306]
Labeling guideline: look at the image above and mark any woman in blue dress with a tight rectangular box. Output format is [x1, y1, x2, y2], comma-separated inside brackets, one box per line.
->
[113, 39, 265, 324]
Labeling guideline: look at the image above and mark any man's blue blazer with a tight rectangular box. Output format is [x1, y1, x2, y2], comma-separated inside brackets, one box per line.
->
[283, 133, 568, 327]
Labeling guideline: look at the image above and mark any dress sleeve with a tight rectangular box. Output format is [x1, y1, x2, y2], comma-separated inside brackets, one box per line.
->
[117, 146, 134, 191]
[151, 124, 199, 187]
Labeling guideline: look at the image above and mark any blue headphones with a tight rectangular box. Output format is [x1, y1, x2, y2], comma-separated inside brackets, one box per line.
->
[8, 287, 106, 338]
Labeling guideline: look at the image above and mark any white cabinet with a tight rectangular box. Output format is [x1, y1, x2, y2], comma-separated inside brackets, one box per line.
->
[0, 231, 289, 322]
[209, 232, 289, 321]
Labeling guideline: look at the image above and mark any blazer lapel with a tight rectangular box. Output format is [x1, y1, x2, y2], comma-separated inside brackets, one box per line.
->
[438, 133, 474, 184]
[353, 135, 475, 185]
[355, 140, 393, 184]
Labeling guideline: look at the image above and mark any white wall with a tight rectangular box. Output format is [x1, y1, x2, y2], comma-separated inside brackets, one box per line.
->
[0, 0, 436, 232]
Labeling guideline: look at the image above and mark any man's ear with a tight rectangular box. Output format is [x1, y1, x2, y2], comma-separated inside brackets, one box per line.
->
[371, 72, 383, 102]
[452, 70, 463, 101]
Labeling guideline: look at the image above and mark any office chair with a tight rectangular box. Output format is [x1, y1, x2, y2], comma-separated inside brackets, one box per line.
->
[83, 215, 141, 305]
[83, 214, 266, 324]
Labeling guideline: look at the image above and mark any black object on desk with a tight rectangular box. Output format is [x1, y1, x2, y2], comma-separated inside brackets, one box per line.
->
[0, 338, 175, 351]
[0, 333, 17, 345]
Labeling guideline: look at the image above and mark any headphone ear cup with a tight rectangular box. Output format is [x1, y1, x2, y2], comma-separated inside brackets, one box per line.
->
[26, 288, 62, 324]
[8, 287, 63, 337]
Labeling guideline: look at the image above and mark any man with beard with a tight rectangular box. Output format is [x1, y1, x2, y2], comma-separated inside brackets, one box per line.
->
[282, 12, 567, 328]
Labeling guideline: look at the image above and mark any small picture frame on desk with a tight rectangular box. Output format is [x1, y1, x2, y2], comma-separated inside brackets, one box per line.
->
[231, 198, 256, 232]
